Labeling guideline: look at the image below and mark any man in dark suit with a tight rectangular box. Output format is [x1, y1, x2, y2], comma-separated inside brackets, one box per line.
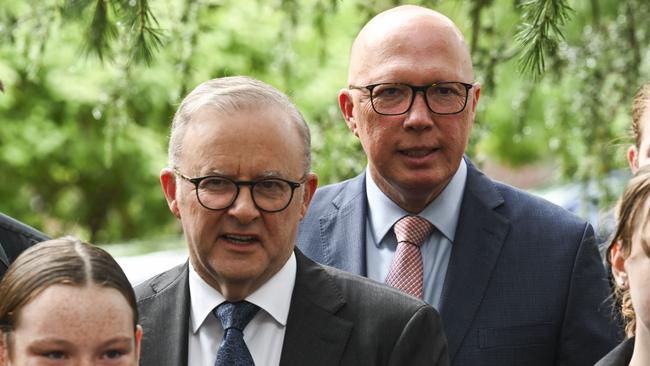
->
[296, 5, 619, 366]
[0, 212, 48, 278]
[135, 76, 448, 366]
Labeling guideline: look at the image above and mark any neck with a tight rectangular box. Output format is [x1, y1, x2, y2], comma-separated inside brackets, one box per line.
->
[630, 327, 650, 366]
[369, 172, 449, 214]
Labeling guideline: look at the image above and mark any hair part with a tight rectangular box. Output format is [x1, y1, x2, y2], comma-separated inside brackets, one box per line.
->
[631, 82, 650, 148]
[0, 237, 137, 339]
[168, 76, 311, 176]
[607, 164, 650, 337]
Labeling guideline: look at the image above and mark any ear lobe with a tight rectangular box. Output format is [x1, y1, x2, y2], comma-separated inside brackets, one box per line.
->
[628, 145, 639, 173]
[610, 241, 629, 289]
[160, 168, 181, 218]
[339, 89, 359, 136]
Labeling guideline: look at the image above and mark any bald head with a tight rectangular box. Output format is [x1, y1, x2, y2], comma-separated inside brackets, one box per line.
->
[349, 5, 473, 84]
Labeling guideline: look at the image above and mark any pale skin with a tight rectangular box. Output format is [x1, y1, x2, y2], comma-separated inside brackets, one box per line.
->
[161, 106, 317, 301]
[0, 284, 142, 366]
[611, 200, 650, 366]
[339, 5, 480, 213]
[628, 103, 650, 173]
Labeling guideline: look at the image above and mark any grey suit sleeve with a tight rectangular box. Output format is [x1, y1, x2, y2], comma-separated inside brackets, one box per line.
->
[555, 223, 620, 365]
[388, 304, 450, 366]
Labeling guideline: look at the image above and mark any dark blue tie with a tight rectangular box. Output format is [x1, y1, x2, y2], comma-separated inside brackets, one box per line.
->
[213, 301, 260, 366]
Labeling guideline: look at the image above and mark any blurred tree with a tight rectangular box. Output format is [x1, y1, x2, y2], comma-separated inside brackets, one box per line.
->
[0, 0, 647, 242]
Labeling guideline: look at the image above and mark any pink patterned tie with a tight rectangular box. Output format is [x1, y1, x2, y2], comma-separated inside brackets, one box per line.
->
[385, 215, 434, 299]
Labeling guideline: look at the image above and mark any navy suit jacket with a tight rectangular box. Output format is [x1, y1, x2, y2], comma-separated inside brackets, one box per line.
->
[135, 250, 449, 366]
[296, 160, 620, 366]
[0, 212, 48, 278]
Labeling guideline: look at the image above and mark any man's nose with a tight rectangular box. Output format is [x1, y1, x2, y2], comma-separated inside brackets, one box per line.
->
[227, 187, 260, 223]
[403, 91, 435, 130]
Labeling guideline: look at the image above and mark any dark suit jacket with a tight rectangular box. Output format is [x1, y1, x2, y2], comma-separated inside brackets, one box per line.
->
[0, 212, 48, 278]
[595, 338, 634, 366]
[135, 250, 449, 366]
[296, 160, 620, 366]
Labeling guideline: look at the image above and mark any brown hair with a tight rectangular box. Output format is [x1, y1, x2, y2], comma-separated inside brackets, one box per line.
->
[0, 237, 138, 335]
[631, 82, 650, 148]
[607, 164, 650, 337]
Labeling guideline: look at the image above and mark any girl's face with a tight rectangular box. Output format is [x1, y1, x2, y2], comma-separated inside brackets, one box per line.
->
[2, 284, 141, 365]
[612, 205, 650, 338]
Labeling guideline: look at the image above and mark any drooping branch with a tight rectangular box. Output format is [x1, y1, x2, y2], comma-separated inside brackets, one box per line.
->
[515, 0, 572, 78]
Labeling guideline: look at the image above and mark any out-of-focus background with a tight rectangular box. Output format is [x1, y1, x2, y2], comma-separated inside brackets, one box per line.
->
[2, 0, 648, 283]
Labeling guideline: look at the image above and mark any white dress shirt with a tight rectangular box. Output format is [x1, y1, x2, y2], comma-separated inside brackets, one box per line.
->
[187, 252, 296, 366]
[365, 159, 467, 308]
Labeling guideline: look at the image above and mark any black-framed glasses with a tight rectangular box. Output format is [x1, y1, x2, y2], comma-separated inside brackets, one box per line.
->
[349, 82, 474, 116]
[175, 169, 305, 213]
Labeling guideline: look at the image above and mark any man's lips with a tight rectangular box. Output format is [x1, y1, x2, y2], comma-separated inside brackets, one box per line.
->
[398, 147, 439, 157]
[221, 234, 260, 244]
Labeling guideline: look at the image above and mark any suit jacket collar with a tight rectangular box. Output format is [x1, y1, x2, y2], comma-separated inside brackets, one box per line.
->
[318, 172, 368, 275]
[280, 250, 354, 366]
[0, 241, 9, 268]
[595, 337, 634, 366]
[438, 159, 510, 361]
[139, 261, 191, 366]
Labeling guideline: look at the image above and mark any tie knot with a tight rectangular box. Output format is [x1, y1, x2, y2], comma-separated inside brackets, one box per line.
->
[393, 215, 434, 247]
[213, 301, 260, 332]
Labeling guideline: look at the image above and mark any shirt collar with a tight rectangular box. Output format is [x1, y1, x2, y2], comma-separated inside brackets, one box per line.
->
[188, 251, 297, 334]
[366, 159, 467, 244]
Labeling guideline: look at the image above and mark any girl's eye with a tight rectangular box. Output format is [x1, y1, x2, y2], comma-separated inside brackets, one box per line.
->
[103, 349, 126, 359]
[43, 351, 67, 360]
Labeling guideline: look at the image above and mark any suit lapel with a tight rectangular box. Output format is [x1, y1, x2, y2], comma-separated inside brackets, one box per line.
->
[280, 250, 354, 366]
[138, 263, 190, 366]
[318, 173, 368, 275]
[0, 240, 9, 268]
[438, 162, 510, 361]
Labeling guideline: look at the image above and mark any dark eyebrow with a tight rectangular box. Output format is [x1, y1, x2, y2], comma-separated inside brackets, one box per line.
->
[99, 336, 134, 348]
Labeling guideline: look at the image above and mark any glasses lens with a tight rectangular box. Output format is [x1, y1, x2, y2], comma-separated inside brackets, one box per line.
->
[196, 177, 237, 210]
[426, 82, 468, 114]
[252, 179, 293, 212]
[370, 83, 412, 115]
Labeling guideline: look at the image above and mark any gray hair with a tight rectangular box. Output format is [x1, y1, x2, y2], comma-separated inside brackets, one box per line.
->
[168, 76, 311, 175]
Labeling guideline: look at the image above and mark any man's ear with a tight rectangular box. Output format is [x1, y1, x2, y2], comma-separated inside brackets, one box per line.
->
[299, 173, 318, 219]
[470, 83, 481, 114]
[160, 168, 181, 218]
[134, 325, 143, 363]
[610, 241, 629, 289]
[339, 89, 359, 137]
[628, 145, 640, 174]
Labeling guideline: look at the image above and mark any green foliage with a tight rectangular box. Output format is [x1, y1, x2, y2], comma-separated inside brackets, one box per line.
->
[516, 0, 572, 78]
[1, 0, 648, 243]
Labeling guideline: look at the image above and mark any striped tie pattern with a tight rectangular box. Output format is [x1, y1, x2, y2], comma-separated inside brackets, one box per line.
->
[385, 215, 434, 299]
